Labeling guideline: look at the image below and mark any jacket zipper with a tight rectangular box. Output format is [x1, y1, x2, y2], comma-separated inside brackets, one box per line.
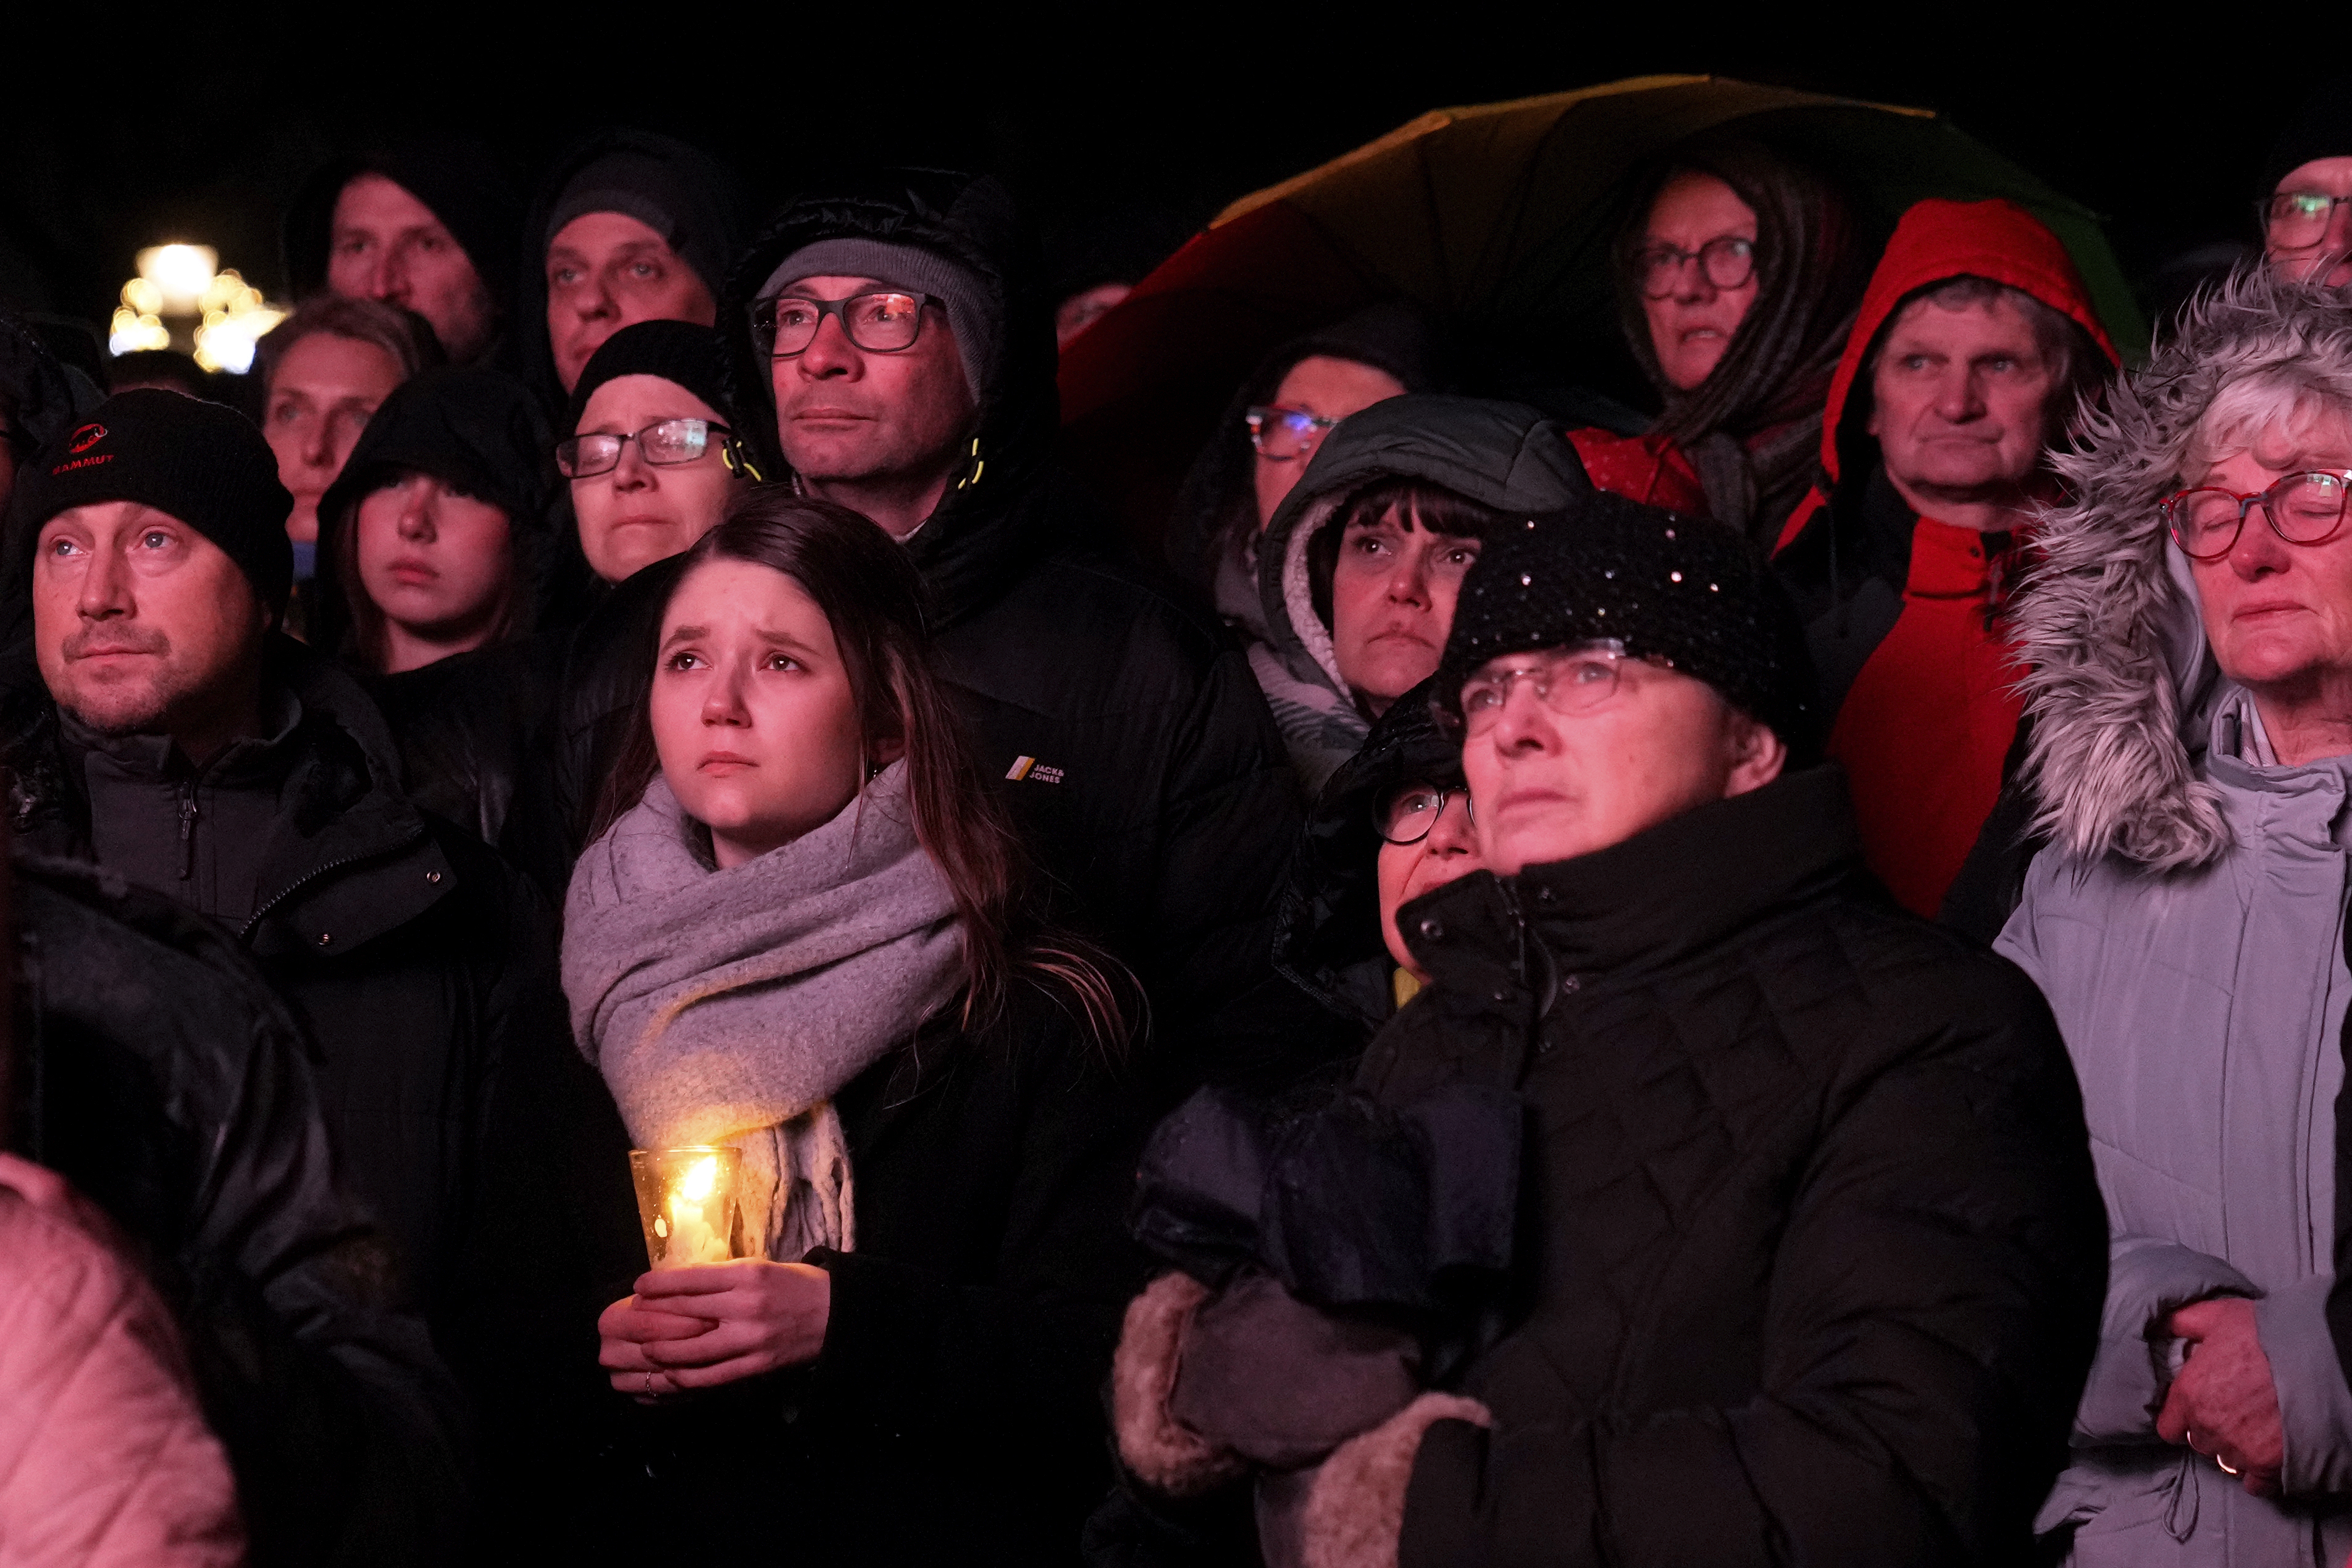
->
[238, 830, 426, 945]
[177, 780, 197, 882]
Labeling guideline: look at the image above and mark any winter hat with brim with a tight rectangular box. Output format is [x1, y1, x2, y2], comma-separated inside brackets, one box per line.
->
[756, 238, 996, 399]
[1434, 493, 1818, 757]
[16, 389, 293, 615]
[566, 319, 738, 435]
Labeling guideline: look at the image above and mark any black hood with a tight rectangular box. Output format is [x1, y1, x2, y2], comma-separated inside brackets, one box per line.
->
[1271, 678, 1462, 1028]
[282, 138, 521, 315]
[311, 367, 558, 657]
[514, 127, 752, 415]
[725, 167, 1067, 627]
[0, 309, 88, 461]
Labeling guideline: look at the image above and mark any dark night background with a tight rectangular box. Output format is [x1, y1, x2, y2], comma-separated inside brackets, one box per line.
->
[0, 31, 2282, 344]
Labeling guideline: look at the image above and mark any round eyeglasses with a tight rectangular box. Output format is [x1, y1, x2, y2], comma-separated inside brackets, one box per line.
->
[1447, 640, 1632, 738]
[1246, 405, 1339, 462]
[753, 291, 935, 359]
[1634, 235, 1757, 299]
[1376, 782, 1473, 846]
[2259, 190, 2352, 252]
[2163, 471, 2352, 561]
[557, 418, 732, 480]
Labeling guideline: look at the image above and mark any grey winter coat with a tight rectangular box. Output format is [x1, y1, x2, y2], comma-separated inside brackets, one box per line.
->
[1245, 396, 1590, 793]
[1994, 270, 2352, 1566]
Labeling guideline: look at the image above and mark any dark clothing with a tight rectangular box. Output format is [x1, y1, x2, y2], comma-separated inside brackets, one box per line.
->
[283, 140, 521, 334]
[516, 128, 750, 415]
[727, 169, 1299, 1035]
[0, 638, 566, 1332]
[617, 980, 1156, 1567]
[14, 853, 466, 1567]
[62, 690, 302, 924]
[1358, 767, 2107, 1567]
[310, 365, 571, 665]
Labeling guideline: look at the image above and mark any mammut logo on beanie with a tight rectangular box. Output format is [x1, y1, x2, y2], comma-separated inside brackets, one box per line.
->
[52, 423, 113, 475]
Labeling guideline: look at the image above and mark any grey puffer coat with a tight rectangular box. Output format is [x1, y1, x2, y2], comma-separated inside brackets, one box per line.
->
[1994, 268, 2352, 1566]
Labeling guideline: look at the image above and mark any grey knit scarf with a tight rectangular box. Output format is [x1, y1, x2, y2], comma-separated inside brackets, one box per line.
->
[562, 761, 965, 1259]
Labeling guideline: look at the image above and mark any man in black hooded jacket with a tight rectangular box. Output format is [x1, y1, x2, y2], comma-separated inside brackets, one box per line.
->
[723, 167, 1299, 1043]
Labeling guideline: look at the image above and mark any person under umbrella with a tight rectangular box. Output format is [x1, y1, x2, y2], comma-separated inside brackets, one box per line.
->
[1569, 138, 1872, 546]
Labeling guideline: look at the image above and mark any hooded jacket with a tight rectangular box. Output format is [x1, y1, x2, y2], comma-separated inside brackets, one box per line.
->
[513, 128, 751, 416]
[13, 854, 466, 1566]
[726, 169, 1299, 1037]
[1991, 270, 2352, 1566]
[282, 140, 519, 357]
[1245, 396, 1591, 793]
[1164, 302, 1449, 613]
[1772, 199, 2119, 919]
[1337, 766, 2106, 1567]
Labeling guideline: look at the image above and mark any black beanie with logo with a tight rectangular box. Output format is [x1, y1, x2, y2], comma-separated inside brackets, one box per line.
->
[16, 389, 294, 615]
[1433, 491, 1819, 759]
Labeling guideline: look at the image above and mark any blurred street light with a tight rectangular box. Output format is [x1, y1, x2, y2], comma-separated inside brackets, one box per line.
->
[109, 243, 286, 373]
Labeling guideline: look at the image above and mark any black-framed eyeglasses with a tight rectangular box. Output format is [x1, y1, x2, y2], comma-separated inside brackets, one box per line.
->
[557, 418, 733, 479]
[1246, 405, 1339, 462]
[752, 291, 935, 359]
[2259, 190, 2352, 251]
[1634, 235, 1758, 299]
[1376, 782, 1473, 845]
[2164, 471, 2352, 561]
[1444, 640, 1633, 739]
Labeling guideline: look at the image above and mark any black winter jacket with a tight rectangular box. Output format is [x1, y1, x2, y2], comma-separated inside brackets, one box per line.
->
[726, 169, 1299, 1043]
[0, 638, 569, 1330]
[1360, 767, 2108, 1567]
[12, 854, 466, 1567]
[611, 978, 1156, 1567]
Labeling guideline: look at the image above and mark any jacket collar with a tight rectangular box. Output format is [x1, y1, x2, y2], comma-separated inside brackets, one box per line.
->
[1, 636, 449, 953]
[1400, 765, 1864, 998]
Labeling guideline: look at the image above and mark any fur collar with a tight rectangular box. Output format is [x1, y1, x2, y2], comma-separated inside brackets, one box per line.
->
[2011, 267, 2352, 870]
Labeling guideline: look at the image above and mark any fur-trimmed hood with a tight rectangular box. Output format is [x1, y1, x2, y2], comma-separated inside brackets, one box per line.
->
[2012, 267, 2352, 871]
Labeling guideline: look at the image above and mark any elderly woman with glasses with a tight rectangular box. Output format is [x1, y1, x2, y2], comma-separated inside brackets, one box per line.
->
[1995, 270, 2352, 1565]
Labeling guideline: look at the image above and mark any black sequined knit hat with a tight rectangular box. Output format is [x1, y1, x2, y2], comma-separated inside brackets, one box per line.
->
[1433, 492, 1819, 757]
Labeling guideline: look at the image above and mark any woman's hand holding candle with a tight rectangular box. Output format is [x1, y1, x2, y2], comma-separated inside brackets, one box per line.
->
[598, 1259, 832, 1394]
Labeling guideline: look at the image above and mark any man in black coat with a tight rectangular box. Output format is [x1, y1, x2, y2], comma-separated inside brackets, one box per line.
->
[0, 390, 573, 1349]
[1110, 494, 2108, 1566]
[723, 168, 1299, 1045]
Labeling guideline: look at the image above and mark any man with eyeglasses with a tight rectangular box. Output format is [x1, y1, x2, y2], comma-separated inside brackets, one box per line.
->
[724, 169, 1299, 1057]
[2259, 78, 2352, 289]
[1274, 492, 2105, 1567]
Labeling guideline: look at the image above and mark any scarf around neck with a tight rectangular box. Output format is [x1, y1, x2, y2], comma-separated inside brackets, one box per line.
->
[562, 761, 965, 1259]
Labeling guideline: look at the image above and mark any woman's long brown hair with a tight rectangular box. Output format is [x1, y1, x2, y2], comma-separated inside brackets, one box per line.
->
[587, 490, 1131, 1051]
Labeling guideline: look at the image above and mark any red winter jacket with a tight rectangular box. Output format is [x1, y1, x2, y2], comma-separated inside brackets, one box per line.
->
[0, 1157, 243, 1568]
[1772, 199, 2118, 918]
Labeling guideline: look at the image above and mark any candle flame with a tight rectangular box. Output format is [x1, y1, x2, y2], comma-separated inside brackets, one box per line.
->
[676, 1156, 718, 1204]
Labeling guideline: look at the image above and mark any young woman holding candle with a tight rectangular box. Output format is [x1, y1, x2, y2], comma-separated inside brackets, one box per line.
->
[561, 491, 1145, 1564]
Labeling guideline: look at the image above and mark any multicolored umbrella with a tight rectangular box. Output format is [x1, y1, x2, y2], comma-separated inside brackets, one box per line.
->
[1060, 75, 2145, 544]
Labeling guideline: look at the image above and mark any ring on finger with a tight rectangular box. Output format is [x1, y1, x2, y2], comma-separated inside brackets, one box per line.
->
[2218, 1455, 2241, 1475]
[642, 1369, 656, 1396]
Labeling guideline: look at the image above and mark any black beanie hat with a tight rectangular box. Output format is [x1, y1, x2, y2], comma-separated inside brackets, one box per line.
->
[16, 389, 293, 614]
[565, 319, 739, 434]
[2259, 75, 2352, 198]
[1434, 492, 1818, 756]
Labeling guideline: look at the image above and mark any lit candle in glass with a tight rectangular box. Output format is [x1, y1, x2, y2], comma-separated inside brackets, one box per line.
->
[627, 1146, 743, 1269]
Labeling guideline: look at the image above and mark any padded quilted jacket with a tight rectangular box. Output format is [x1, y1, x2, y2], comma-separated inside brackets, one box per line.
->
[1357, 765, 2110, 1566]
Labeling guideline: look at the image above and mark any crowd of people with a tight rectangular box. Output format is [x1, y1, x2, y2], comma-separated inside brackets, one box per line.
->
[1, 78, 2351, 1568]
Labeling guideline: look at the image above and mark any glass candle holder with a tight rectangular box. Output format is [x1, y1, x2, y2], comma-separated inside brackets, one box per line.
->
[627, 1146, 743, 1269]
